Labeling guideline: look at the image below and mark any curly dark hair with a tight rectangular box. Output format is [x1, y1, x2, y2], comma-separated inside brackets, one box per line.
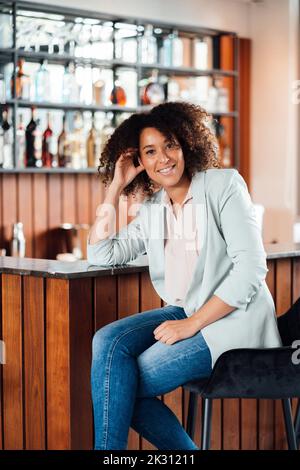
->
[98, 101, 220, 197]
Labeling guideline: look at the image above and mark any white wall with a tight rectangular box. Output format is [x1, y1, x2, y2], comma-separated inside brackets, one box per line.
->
[249, 0, 299, 243]
[30, 0, 250, 36]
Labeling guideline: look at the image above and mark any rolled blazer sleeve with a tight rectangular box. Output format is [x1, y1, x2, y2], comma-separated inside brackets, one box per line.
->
[213, 170, 268, 311]
[87, 204, 147, 266]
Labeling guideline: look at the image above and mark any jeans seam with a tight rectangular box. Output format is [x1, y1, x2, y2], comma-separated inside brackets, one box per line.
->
[139, 345, 212, 379]
[102, 320, 164, 449]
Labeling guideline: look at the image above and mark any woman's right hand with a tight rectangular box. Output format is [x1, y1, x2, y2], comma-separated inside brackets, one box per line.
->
[112, 148, 145, 191]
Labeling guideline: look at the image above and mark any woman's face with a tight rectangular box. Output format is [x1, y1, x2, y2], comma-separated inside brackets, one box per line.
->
[138, 127, 187, 189]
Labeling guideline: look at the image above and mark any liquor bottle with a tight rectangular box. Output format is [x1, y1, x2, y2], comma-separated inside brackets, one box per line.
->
[1, 106, 13, 168]
[140, 24, 157, 64]
[99, 116, 115, 163]
[25, 107, 42, 167]
[35, 59, 50, 102]
[110, 80, 126, 106]
[57, 115, 72, 167]
[42, 113, 54, 167]
[87, 117, 101, 168]
[71, 112, 86, 169]
[92, 76, 105, 106]
[11, 58, 31, 100]
[171, 30, 183, 67]
[16, 114, 26, 168]
[62, 62, 79, 103]
[11, 222, 26, 258]
[141, 70, 165, 105]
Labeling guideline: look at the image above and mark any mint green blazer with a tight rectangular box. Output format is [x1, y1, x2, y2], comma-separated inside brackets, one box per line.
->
[87, 169, 282, 366]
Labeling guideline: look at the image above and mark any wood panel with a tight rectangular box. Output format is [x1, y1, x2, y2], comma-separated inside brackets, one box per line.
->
[62, 174, 76, 224]
[241, 399, 257, 449]
[275, 259, 292, 450]
[2, 274, 23, 449]
[76, 174, 90, 225]
[47, 175, 62, 259]
[18, 174, 33, 258]
[23, 276, 45, 449]
[32, 174, 48, 259]
[69, 278, 93, 450]
[94, 276, 117, 331]
[2, 175, 17, 255]
[46, 278, 70, 449]
[223, 399, 240, 449]
[0, 274, 3, 449]
[211, 399, 222, 449]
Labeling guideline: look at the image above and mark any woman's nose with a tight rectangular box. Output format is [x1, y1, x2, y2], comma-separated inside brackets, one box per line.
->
[158, 150, 170, 163]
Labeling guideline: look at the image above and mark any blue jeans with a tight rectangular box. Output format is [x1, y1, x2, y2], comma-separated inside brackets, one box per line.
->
[91, 305, 212, 450]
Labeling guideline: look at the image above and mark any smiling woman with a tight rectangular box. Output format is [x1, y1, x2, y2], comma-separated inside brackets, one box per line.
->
[87, 101, 282, 451]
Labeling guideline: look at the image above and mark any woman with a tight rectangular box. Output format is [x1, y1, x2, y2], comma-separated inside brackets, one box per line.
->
[87, 102, 281, 450]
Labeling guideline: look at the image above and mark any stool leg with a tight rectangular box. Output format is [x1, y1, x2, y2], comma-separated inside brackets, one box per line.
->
[294, 399, 300, 448]
[186, 392, 198, 439]
[282, 399, 297, 450]
[201, 398, 212, 450]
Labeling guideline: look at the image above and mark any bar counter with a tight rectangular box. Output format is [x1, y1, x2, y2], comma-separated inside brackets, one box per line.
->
[0, 243, 300, 450]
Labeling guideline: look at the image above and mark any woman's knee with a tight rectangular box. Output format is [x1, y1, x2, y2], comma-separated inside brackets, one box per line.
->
[92, 322, 119, 357]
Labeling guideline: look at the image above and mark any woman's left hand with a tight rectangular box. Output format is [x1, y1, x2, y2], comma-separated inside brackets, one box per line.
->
[153, 317, 200, 345]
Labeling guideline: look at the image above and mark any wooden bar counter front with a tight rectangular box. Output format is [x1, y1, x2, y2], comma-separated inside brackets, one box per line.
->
[0, 243, 300, 450]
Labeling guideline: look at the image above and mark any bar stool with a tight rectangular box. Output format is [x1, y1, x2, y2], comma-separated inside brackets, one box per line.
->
[183, 297, 300, 450]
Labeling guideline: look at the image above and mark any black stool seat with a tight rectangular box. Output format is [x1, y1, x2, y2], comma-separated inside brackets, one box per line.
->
[183, 297, 300, 450]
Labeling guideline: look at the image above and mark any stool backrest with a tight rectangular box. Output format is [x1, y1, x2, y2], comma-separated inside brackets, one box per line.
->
[277, 297, 300, 346]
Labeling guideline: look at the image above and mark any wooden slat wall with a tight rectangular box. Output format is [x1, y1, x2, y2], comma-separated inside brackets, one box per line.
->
[0, 173, 105, 260]
[0, 258, 299, 449]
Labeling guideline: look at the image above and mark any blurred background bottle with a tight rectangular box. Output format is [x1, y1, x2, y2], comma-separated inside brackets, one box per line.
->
[35, 59, 50, 102]
[1, 106, 13, 168]
[16, 114, 26, 168]
[11, 222, 26, 258]
[140, 24, 157, 64]
[11, 58, 31, 100]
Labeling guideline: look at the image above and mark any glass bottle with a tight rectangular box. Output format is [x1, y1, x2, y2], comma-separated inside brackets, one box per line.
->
[87, 117, 101, 168]
[35, 59, 50, 102]
[42, 113, 54, 167]
[11, 58, 31, 100]
[11, 222, 26, 258]
[57, 115, 72, 167]
[110, 80, 126, 106]
[71, 112, 86, 169]
[1, 106, 13, 168]
[99, 116, 114, 158]
[140, 24, 157, 64]
[62, 62, 79, 103]
[93, 75, 105, 106]
[16, 114, 26, 169]
[25, 107, 42, 167]
[141, 70, 165, 105]
[171, 30, 183, 67]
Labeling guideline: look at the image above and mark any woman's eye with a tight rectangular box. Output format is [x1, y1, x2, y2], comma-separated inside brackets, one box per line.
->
[146, 149, 155, 155]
